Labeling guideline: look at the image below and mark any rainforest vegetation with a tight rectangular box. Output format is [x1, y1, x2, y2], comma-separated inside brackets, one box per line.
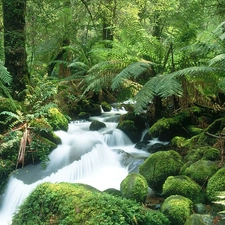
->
[1, 0, 225, 224]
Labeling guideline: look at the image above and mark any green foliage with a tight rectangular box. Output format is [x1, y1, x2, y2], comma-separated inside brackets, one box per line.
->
[161, 195, 193, 225]
[12, 182, 170, 225]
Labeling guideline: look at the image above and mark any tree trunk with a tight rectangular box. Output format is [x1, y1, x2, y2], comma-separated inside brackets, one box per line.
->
[2, 0, 30, 100]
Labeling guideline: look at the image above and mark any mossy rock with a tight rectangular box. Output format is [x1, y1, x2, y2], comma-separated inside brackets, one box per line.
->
[206, 168, 225, 201]
[171, 136, 188, 149]
[120, 172, 148, 202]
[30, 118, 61, 145]
[89, 120, 106, 131]
[185, 146, 220, 162]
[78, 112, 91, 120]
[148, 109, 191, 141]
[101, 101, 111, 112]
[139, 150, 183, 191]
[161, 195, 193, 225]
[117, 120, 140, 143]
[183, 160, 219, 186]
[119, 112, 147, 131]
[12, 182, 170, 225]
[47, 107, 68, 131]
[75, 99, 102, 117]
[162, 175, 206, 203]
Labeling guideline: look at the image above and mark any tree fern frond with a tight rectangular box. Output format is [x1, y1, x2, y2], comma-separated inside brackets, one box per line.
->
[111, 61, 152, 90]
[0, 61, 12, 85]
[155, 75, 183, 98]
[209, 54, 225, 67]
[134, 77, 156, 113]
[170, 66, 225, 78]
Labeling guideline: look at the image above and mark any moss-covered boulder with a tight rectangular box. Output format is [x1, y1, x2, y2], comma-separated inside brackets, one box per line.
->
[183, 160, 219, 186]
[161, 195, 193, 225]
[148, 109, 192, 141]
[117, 120, 140, 143]
[185, 146, 220, 162]
[74, 99, 102, 117]
[101, 101, 111, 112]
[47, 107, 68, 131]
[206, 168, 225, 201]
[120, 172, 148, 202]
[139, 150, 183, 191]
[89, 120, 106, 131]
[12, 182, 170, 225]
[78, 112, 91, 120]
[162, 175, 205, 203]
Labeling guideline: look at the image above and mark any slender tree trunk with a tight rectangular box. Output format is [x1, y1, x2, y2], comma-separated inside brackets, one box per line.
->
[2, 0, 30, 100]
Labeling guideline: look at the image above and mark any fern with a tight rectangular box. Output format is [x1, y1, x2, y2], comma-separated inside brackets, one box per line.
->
[111, 61, 153, 90]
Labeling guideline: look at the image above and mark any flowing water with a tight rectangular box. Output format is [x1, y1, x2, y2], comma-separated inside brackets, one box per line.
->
[0, 109, 150, 225]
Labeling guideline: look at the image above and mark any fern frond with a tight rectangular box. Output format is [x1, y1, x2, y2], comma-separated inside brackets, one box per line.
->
[0, 111, 23, 123]
[111, 61, 153, 90]
[0, 61, 12, 85]
[209, 54, 225, 67]
[170, 66, 225, 78]
[134, 77, 157, 113]
[155, 75, 183, 98]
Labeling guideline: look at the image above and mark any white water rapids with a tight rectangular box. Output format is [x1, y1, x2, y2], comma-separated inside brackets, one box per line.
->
[0, 109, 150, 224]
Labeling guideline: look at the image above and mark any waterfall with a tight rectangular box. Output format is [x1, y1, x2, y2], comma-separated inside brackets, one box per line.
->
[0, 109, 149, 225]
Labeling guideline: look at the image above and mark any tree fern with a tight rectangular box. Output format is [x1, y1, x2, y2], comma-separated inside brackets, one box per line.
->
[111, 61, 153, 90]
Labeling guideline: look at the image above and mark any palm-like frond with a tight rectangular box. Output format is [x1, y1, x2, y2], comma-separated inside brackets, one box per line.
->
[111, 61, 153, 90]
[82, 60, 128, 93]
[209, 54, 225, 67]
[0, 61, 12, 85]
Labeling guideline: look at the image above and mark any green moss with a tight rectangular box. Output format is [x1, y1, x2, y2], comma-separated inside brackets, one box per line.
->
[101, 101, 111, 112]
[120, 172, 148, 202]
[171, 136, 188, 148]
[47, 107, 68, 131]
[78, 112, 91, 120]
[162, 175, 205, 203]
[12, 182, 170, 225]
[148, 109, 191, 141]
[185, 146, 220, 162]
[206, 168, 225, 202]
[117, 120, 140, 143]
[161, 195, 193, 225]
[186, 125, 203, 136]
[183, 160, 219, 186]
[139, 150, 183, 191]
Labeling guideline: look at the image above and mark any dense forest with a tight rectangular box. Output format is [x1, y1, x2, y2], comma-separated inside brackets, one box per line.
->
[1, 0, 225, 224]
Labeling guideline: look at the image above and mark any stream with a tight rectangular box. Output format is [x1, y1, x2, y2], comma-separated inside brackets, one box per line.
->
[0, 108, 151, 224]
